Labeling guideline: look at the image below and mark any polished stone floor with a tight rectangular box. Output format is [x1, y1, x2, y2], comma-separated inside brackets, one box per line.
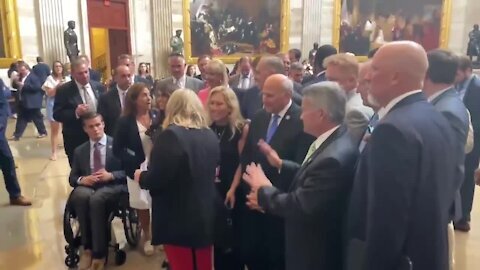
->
[1, 119, 480, 269]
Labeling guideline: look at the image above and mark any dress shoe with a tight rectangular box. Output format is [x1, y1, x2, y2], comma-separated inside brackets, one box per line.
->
[9, 196, 32, 206]
[78, 250, 92, 270]
[90, 258, 106, 270]
[454, 221, 471, 232]
[36, 133, 47, 139]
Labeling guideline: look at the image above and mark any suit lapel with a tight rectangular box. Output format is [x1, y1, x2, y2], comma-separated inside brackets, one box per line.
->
[389, 92, 426, 114]
[83, 142, 92, 176]
[72, 81, 84, 106]
[105, 136, 114, 170]
[430, 87, 455, 106]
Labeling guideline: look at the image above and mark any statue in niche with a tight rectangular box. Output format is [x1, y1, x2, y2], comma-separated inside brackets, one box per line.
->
[467, 24, 480, 63]
[64, 21, 80, 62]
[170, 29, 184, 55]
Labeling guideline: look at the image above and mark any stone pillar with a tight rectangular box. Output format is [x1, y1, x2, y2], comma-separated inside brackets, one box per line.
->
[301, 0, 322, 56]
[151, 0, 173, 79]
[38, 0, 69, 64]
[319, 0, 335, 46]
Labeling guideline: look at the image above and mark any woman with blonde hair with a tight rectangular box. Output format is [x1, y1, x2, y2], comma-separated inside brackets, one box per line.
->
[135, 89, 220, 270]
[206, 86, 249, 269]
[197, 59, 229, 105]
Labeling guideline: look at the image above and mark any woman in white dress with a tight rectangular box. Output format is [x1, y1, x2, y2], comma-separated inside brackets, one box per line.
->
[42, 61, 70, 160]
[112, 83, 156, 255]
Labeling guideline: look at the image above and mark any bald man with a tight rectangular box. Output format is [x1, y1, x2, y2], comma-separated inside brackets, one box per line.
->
[346, 41, 457, 270]
[238, 74, 314, 270]
[97, 65, 132, 136]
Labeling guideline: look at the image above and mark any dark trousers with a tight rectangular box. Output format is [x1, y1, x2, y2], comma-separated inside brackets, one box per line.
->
[69, 185, 123, 259]
[13, 105, 46, 138]
[0, 139, 21, 199]
[459, 145, 480, 222]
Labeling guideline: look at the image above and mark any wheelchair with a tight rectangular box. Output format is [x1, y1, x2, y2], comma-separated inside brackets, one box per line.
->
[63, 190, 141, 268]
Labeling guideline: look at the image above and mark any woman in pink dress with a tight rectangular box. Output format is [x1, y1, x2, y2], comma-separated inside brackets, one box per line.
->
[197, 59, 229, 105]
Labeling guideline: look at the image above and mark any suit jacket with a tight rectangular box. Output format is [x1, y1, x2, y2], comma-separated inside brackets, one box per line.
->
[68, 135, 126, 188]
[32, 63, 51, 84]
[97, 87, 122, 136]
[345, 91, 374, 140]
[113, 113, 160, 179]
[346, 93, 457, 270]
[156, 76, 204, 93]
[229, 73, 255, 90]
[89, 68, 102, 82]
[464, 75, 480, 152]
[240, 86, 303, 120]
[53, 80, 106, 143]
[0, 79, 8, 134]
[134, 75, 153, 87]
[139, 125, 220, 247]
[431, 88, 469, 221]
[19, 73, 44, 109]
[238, 103, 315, 262]
[302, 71, 327, 87]
[258, 125, 358, 270]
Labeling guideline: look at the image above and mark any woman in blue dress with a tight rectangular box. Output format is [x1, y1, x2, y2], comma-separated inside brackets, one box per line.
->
[42, 61, 70, 161]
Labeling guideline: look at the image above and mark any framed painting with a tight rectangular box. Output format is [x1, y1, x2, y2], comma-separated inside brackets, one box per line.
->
[183, 0, 290, 64]
[333, 0, 452, 59]
[0, 0, 22, 68]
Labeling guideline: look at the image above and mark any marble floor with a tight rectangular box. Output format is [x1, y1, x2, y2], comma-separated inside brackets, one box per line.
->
[1, 119, 480, 269]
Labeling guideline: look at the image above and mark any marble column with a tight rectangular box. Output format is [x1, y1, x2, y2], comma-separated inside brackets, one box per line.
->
[319, 0, 335, 46]
[38, 0, 68, 64]
[301, 0, 322, 56]
[151, 0, 173, 79]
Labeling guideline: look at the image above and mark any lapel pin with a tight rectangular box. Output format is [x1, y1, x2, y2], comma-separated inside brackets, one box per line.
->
[285, 115, 290, 120]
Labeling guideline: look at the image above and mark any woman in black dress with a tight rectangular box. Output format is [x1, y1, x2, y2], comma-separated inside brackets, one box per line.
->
[206, 85, 249, 270]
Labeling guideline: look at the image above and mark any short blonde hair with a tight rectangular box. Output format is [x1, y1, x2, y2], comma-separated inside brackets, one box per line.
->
[206, 59, 229, 86]
[163, 89, 209, 129]
[207, 86, 245, 139]
[323, 53, 359, 78]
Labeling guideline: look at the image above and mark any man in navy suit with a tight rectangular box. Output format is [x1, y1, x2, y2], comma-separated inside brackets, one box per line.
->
[54, 58, 106, 166]
[423, 49, 470, 269]
[117, 54, 151, 86]
[346, 41, 457, 270]
[10, 61, 47, 140]
[0, 78, 31, 206]
[454, 55, 480, 231]
[302, 45, 337, 87]
[32, 56, 51, 85]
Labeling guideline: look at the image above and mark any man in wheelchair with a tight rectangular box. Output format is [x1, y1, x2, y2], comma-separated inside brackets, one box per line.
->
[68, 112, 127, 270]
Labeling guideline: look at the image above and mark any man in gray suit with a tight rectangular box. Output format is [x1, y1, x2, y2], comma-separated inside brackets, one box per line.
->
[155, 53, 203, 94]
[423, 49, 470, 270]
[324, 53, 373, 139]
[68, 112, 126, 270]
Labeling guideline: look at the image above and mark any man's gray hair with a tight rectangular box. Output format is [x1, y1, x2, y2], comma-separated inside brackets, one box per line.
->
[280, 77, 294, 95]
[303, 81, 346, 124]
[261, 56, 286, 75]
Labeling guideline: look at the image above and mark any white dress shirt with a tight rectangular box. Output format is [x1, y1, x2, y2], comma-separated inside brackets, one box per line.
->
[116, 84, 128, 109]
[89, 134, 107, 172]
[268, 99, 292, 127]
[238, 72, 253, 89]
[173, 75, 187, 89]
[378, 90, 422, 119]
[302, 125, 340, 164]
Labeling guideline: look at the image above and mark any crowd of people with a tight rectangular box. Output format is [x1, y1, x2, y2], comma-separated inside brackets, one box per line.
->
[0, 40, 480, 270]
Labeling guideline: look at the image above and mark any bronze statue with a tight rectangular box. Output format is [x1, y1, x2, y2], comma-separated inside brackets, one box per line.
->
[467, 24, 480, 63]
[64, 21, 79, 62]
[170, 29, 184, 55]
[309, 42, 319, 65]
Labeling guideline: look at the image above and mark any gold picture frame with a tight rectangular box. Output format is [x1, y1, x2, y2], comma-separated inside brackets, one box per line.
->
[0, 0, 22, 68]
[182, 0, 290, 64]
[333, 0, 452, 60]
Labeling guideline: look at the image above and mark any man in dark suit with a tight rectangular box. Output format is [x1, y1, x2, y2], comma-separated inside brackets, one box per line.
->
[241, 56, 302, 120]
[238, 74, 314, 270]
[10, 61, 47, 140]
[302, 45, 337, 86]
[68, 112, 126, 270]
[98, 65, 132, 136]
[454, 55, 480, 231]
[229, 56, 255, 91]
[0, 79, 31, 206]
[32, 56, 51, 85]
[423, 49, 470, 269]
[244, 81, 358, 270]
[78, 55, 102, 82]
[155, 53, 204, 94]
[54, 57, 106, 166]
[195, 54, 211, 81]
[116, 54, 151, 86]
[346, 41, 457, 270]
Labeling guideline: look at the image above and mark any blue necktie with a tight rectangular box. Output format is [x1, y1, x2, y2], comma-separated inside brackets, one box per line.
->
[266, 114, 280, 143]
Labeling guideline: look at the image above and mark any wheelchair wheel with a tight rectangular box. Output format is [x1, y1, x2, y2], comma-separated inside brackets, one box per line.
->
[123, 207, 140, 247]
[65, 253, 79, 268]
[115, 249, 127, 265]
[63, 205, 80, 245]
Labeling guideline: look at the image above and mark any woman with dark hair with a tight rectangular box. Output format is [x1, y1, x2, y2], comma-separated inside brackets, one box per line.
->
[42, 61, 70, 160]
[112, 83, 156, 256]
[134, 89, 220, 270]
[137, 62, 154, 87]
[186, 64, 197, 77]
